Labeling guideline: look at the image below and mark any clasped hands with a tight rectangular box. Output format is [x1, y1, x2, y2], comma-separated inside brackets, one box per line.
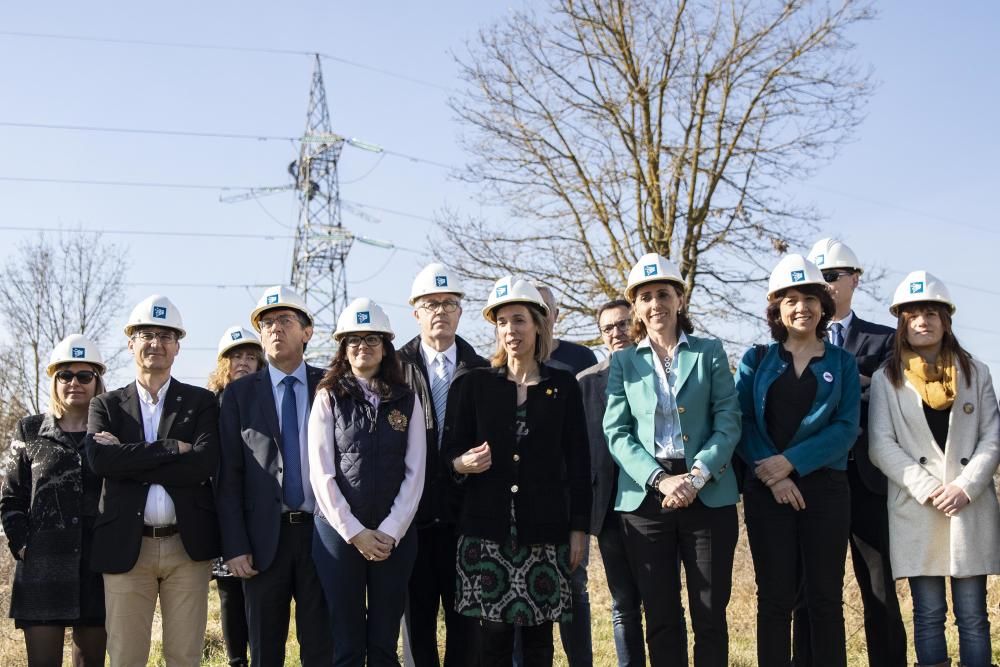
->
[349, 528, 396, 562]
[657, 473, 699, 509]
[755, 455, 806, 511]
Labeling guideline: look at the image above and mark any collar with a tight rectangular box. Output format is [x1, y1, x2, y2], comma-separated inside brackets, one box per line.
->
[420, 340, 457, 369]
[268, 360, 308, 389]
[636, 331, 689, 352]
[831, 310, 854, 331]
[136, 377, 171, 405]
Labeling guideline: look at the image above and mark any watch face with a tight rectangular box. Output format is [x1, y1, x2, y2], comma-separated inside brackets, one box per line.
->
[689, 474, 705, 489]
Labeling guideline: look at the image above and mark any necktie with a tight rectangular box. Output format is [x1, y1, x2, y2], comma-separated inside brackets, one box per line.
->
[430, 353, 451, 449]
[830, 322, 844, 347]
[280, 376, 305, 510]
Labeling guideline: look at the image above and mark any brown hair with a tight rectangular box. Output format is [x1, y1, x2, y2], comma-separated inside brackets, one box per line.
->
[765, 284, 836, 343]
[317, 334, 405, 398]
[490, 303, 553, 368]
[207, 344, 267, 393]
[884, 302, 973, 388]
[49, 363, 106, 419]
[596, 298, 631, 325]
[628, 283, 694, 342]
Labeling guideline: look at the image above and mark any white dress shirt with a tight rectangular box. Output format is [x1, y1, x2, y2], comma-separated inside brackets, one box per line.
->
[137, 378, 177, 526]
[830, 310, 855, 344]
[420, 340, 457, 379]
[268, 361, 316, 512]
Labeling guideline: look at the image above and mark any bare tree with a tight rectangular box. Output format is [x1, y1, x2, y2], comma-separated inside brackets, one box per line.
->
[440, 0, 875, 341]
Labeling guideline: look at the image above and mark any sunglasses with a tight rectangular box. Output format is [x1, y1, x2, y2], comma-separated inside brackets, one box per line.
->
[822, 270, 854, 283]
[55, 370, 97, 385]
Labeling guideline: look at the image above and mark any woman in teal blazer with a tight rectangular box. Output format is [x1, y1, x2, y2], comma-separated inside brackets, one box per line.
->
[603, 253, 741, 667]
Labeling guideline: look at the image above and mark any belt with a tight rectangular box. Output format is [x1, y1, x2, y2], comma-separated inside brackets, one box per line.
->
[142, 525, 178, 538]
[281, 511, 313, 525]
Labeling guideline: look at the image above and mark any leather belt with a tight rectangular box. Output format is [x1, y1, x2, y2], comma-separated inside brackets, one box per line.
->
[281, 511, 313, 525]
[142, 525, 179, 538]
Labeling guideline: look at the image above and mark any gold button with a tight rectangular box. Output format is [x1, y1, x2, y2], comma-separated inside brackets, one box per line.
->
[513, 454, 520, 462]
[511, 485, 519, 493]
[678, 406, 686, 414]
[682, 434, 689, 442]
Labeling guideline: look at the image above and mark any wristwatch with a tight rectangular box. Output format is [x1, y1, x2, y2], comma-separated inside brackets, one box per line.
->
[650, 470, 668, 492]
[685, 472, 706, 491]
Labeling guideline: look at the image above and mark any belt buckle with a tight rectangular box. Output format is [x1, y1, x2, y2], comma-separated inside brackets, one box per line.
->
[287, 511, 307, 525]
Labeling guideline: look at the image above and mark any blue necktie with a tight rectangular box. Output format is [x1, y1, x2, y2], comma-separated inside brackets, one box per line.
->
[830, 322, 844, 347]
[280, 376, 305, 510]
[430, 354, 451, 449]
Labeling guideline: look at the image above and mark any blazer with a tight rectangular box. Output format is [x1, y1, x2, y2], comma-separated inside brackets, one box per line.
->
[441, 364, 591, 546]
[869, 359, 1000, 578]
[578, 358, 616, 534]
[842, 315, 896, 494]
[85, 380, 221, 574]
[215, 364, 324, 571]
[735, 341, 861, 477]
[604, 335, 742, 512]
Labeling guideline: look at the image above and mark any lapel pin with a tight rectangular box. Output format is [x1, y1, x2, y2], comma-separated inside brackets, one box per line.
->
[822, 371, 834, 383]
[963, 402, 974, 414]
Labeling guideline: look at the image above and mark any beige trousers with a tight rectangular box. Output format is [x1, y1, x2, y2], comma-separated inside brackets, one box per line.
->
[103, 534, 211, 667]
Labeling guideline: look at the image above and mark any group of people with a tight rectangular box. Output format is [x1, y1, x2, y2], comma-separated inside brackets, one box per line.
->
[1, 236, 997, 667]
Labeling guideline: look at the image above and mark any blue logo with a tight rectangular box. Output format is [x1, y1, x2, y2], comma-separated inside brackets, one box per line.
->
[266, 294, 279, 305]
[496, 285, 508, 298]
[435, 276, 448, 287]
[790, 270, 805, 283]
[230, 331, 243, 341]
[356, 311, 371, 324]
[71, 347, 86, 359]
[152, 306, 167, 319]
[815, 254, 825, 266]
[643, 264, 658, 277]
[909, 281, 925, 294]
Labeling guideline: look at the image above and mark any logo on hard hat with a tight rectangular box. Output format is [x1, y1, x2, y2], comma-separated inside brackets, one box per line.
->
[356, 311, 371, 324]
[815, 254, 826, 266]
[435, 276, 448, 287]
[909, 281, 925, 294]
[230, 331, 243, 341]
[266, 294, 279, 305]
[643, 264, 658, 277]
[152, 306, 167, 319]
[790, 270, 805, 283]
[496, 285, 508, 298]
[71, 347, 86, 359]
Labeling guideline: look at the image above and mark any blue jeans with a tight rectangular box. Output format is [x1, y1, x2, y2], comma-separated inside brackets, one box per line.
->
[597, 514, 645, 667]
[909, 575, 991, 667]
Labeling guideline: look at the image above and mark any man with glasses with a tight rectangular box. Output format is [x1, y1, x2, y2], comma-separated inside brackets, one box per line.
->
[399, 263, 488, 667]
[215, 286, 333, 666]
[85, 295, 221, 666]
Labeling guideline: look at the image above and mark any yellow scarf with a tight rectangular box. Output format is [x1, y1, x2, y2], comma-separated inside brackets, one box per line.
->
[902, 349, 957, 410]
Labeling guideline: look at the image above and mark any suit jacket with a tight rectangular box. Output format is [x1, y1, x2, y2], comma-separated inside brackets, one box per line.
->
[604, 335, 742, 512]
[85, 380, 221, 574]
[215, 364, 323, 571]
[578, 358, 615, 535]
[843, 315, 896, 494]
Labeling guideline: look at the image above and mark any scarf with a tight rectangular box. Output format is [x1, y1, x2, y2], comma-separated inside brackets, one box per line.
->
[902, 349, 957, 410]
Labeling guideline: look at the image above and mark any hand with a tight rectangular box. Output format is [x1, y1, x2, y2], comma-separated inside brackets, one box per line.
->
[568, 530, 588, 572]
[17, 546, 25, 560]
[453, 442, 492, 474]
[349, 529, 395, 562]
[755, 455, 794, 487]
[225, 554, 258, 578]
[859, 374, 872, 388]
[93, 431, 121, 445]
[929, 484, 970, 517]
[176, 441, 192, 454]
[770, 478, 806, 511]
[658, 474, 695, 509]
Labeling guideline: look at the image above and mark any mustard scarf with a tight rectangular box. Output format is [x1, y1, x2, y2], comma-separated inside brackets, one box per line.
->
[902, 349, 957, 410]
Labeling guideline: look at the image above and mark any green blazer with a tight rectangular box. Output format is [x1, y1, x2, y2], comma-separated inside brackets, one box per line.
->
[603, 334, 742, 512]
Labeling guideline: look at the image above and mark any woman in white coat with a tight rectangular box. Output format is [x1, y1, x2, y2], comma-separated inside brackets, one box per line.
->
[869, 271, 1000, 667]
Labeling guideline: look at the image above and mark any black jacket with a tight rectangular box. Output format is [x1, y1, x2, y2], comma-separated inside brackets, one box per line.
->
[398, 335, 488, 528]
[85, 380, 221, 574]
[441, 364, 591, 546]
[1, 414, 104, 620]
[577, 359, 615, 536]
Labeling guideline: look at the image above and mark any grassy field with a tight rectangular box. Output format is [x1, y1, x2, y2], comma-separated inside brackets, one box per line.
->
[2, 510, 999, 665]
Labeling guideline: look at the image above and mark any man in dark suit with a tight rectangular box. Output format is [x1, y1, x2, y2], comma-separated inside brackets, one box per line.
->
[215, 286, 333, 666]
[793, 238, 904, 667]
[398, 263, 488, 667]
[86, 295, 221, 666]
[577, 298, 646, 667]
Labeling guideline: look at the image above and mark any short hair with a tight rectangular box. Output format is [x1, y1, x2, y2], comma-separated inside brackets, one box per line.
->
[627, 283, 694, 342]
[49, 363, 106, 419]
[207, 344, 267, 394]
[490, 304, 554, 368]
[765, 284, 836, 343]
[317, 334, 405, 399]
[595, 299, 631, 324]
[884, 302, 973, 389]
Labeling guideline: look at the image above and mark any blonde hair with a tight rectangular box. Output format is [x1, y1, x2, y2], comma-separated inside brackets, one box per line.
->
[49, 364, 106, 419]
[490, 304, 553, 368]
[207, 345, 267, 394]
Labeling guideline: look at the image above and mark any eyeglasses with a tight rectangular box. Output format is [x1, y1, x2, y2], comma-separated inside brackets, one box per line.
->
[131, 331, 178, 344]
[55, 370, 97, 385]
[258, 315, 299, 331]
[600, 319, 629, 335]
[345, 334, 383, 348]
[417, 299, 460, 314]
[822, 270, 854, 283]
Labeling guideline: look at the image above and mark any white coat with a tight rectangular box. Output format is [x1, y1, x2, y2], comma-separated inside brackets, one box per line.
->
[869, 358, 1000, 578]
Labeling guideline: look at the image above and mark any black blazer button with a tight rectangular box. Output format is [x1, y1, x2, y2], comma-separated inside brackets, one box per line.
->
[960, 457, 969, 465]
[918, 457, 927, 464]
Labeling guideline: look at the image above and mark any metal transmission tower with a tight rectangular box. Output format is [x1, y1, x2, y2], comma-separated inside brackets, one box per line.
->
[290, 54, 351, 361]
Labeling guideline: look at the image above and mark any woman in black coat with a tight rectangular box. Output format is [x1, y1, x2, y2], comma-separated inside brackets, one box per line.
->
[0, 335, 108, 667]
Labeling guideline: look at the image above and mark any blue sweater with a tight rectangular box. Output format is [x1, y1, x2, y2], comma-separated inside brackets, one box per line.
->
[735, 341, 861, 476]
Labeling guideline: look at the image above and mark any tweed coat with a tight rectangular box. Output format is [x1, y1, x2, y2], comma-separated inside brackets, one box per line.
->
[869, 358, 1000, 578]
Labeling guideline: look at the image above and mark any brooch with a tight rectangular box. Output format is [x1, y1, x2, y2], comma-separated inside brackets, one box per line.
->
[545, 387, 559, 397]
[963, 402, 975, 415]
[388, 409, 408, 432]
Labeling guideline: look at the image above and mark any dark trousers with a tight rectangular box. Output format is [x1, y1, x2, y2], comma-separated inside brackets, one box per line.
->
[480, 620, 554, 667]
[596, 512, 645, 667]
[620, 493, 737, 667]
[402, 523, 476, 666]
[215, 575, 249, 666]
[313, 515, 418, 667]
[744, 470, 850, 667]
[793, 462, 907, 667]
[244, 518, 334, 667]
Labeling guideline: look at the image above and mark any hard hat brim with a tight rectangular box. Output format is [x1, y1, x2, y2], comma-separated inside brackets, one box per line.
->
[408, 289, 465, 306]
[124, 324, 187, 339]
[46, 359, 107, 377]
[250, 304, 314, 332]
[482, 298, 549, 324]
[889, 298, 956, 317]
[625, 276, 685, 303]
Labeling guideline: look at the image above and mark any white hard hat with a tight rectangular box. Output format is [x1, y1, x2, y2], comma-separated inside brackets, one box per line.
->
[890, 270, 956, 316]
[409, 262, 465, 305]
[482, 276, 549, 324]
[124, 295, 186, 339]
[250, 286, 314, 332]
[625, 253, 685, 303]
[334, 297, 394, 341]
[47, 334, 106, 377]
[807, 238, 864, 275]
[217, 326, 262, 360]
[767, 254, 827, 300]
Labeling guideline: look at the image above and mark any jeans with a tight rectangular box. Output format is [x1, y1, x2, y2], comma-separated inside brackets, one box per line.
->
[909, 575, 991, 667]
[597, 513, 645, 667]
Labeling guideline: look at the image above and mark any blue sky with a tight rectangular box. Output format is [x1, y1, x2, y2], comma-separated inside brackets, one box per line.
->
[0, 1, 997, 389]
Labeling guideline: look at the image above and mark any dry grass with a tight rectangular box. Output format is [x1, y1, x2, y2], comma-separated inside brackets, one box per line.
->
[2, 514, 1000, 665]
